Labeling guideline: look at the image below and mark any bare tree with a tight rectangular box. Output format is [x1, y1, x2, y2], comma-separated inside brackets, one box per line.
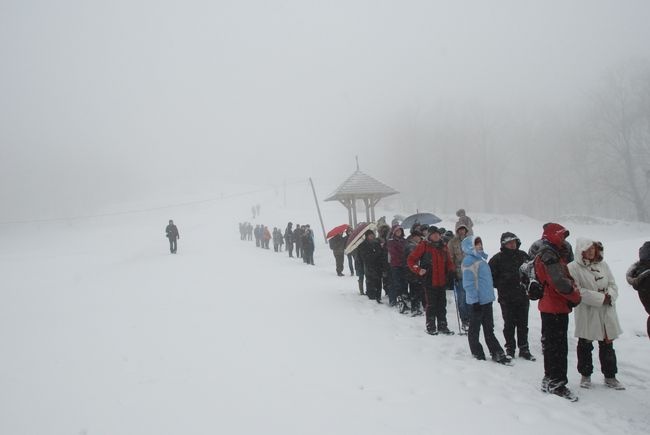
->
[589, 64, 650, 222]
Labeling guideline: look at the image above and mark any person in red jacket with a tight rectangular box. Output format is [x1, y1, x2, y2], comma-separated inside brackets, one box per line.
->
[408, 226, 455, 335]
[534, 223, 582, 401]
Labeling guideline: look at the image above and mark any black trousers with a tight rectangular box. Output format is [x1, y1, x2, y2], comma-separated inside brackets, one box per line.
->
[366, 275, 381, 301]
[424, 285, 447, 331]
[541, 312, 569, 387]
[406, 276, 424, 311]
[168, 238, 177, 253]
[287, 242, 293, 257]
[334, 252, 344, 274]
[577, 338, 617, 378]
[303, 249, 314, 265]
[296, 243, 302, 258]
[499, 300, 530, 353]
[468, 302, 504, 358]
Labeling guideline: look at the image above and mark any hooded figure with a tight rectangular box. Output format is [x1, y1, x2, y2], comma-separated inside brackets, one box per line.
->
[533, 223, 581, 401]
[462, 236, 509, 364]
[568, 238, 624, 390]
[488, 232, 534, 360]
[626, 241, 650, 338]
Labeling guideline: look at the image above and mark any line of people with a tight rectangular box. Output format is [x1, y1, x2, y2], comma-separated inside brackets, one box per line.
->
[344, 215, 648, 402]
[239, 214, 650, 403]
[239, 221, 316, 265]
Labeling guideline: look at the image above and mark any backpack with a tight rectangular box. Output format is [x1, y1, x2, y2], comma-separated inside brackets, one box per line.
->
[519, 255, 544, 300]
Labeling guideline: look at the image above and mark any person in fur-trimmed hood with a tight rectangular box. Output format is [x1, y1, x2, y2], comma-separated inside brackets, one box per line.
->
[488, 232, 535, 361]
[568, 238, 624, 390]
[626, 241, 650, 339]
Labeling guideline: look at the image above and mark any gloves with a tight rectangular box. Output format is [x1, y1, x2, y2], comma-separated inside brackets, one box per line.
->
[527, 280, 544, 301]
[603, 294, 612, 306]
[472, 303, 481, 313]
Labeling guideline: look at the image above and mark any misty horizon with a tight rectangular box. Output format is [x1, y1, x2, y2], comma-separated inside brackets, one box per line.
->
[2, 0, 650, 222]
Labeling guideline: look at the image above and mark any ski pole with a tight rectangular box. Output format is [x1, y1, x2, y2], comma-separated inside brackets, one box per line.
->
[452, 278, 462, 335]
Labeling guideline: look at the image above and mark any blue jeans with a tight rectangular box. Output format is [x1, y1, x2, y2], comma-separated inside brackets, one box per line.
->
[390, 266, 407, 305]
[454, 278, 469, 323]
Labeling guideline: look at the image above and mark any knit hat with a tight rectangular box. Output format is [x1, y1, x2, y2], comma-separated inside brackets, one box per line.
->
[640, 241, 650, 261]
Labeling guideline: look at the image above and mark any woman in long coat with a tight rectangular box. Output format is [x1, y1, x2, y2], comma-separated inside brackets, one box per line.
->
[568, 238, 624, 390]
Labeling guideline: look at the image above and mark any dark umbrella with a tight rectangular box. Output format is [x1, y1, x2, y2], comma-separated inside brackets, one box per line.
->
[344, 222, 377, 255]
[401, 212, 442, 230]
[326, 224, 350, 240]
[344, 222, 369, 248]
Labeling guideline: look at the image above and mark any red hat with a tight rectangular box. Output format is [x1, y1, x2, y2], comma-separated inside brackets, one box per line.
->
[542, 223, 569, 247]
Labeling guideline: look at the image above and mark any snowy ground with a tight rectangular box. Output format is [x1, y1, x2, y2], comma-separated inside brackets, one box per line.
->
[1, 194, 649, 435]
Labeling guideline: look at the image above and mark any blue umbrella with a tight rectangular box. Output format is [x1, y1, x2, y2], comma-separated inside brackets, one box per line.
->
[401, 212, 442, 229]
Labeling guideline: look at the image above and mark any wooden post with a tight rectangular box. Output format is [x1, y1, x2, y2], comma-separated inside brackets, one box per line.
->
[309, 177, 327, 243]
[363, 198, 370, 222]
[352, 196, 358, 226]
[347, 199, 353, 227]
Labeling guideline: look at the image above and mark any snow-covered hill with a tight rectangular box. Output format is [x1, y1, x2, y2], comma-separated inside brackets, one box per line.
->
[1, 194, 648, 435]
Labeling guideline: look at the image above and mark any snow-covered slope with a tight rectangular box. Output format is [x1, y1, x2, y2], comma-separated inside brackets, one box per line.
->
[1, 195, 648, 435]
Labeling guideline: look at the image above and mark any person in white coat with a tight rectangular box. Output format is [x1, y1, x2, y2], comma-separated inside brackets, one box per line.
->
[568, 238, 624, 390]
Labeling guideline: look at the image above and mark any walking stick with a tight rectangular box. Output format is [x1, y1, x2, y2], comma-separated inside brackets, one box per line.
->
[452, 278, 464, 335]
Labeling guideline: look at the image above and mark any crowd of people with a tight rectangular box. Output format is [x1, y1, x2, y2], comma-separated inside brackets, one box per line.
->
[235, 209, 650, 403]
[239, 221, 317, 265]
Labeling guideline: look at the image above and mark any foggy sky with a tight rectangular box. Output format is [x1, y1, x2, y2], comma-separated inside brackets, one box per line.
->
[2, 0, 650, 221]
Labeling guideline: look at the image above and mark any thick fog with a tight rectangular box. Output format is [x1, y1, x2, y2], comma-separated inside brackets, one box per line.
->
[2, 0, 650, 222]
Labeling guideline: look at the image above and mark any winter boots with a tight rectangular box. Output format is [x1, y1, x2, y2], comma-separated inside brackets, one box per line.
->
[542, 378, 578, 402]
[397, 295, 411, 314]
[580, 376, 591, 389]
[492, 353, 512, 365]
[605, 377, 626, 390]
[519, 349, 536, 361]
[358, 280, 364, 295]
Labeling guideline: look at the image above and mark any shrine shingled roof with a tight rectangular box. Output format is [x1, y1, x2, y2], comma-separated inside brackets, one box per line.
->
[324, 170, 399, 201]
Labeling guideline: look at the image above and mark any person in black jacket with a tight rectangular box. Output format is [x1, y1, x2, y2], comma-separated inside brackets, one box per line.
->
[626, 241, 650, 338]
[302, 225, 315, 265]
[377, 224, 392, 305]
[165, 219, 180, 254]
[329, 232, 347, 276]
[488, 232, 535, 360]
[358, 229, 385, 303]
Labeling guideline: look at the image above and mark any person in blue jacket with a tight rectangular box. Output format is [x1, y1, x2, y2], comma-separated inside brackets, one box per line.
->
[462, 235, 510, 364]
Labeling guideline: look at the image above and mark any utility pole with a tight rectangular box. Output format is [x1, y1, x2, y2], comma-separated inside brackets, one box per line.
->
[309, 177, 327, 243]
